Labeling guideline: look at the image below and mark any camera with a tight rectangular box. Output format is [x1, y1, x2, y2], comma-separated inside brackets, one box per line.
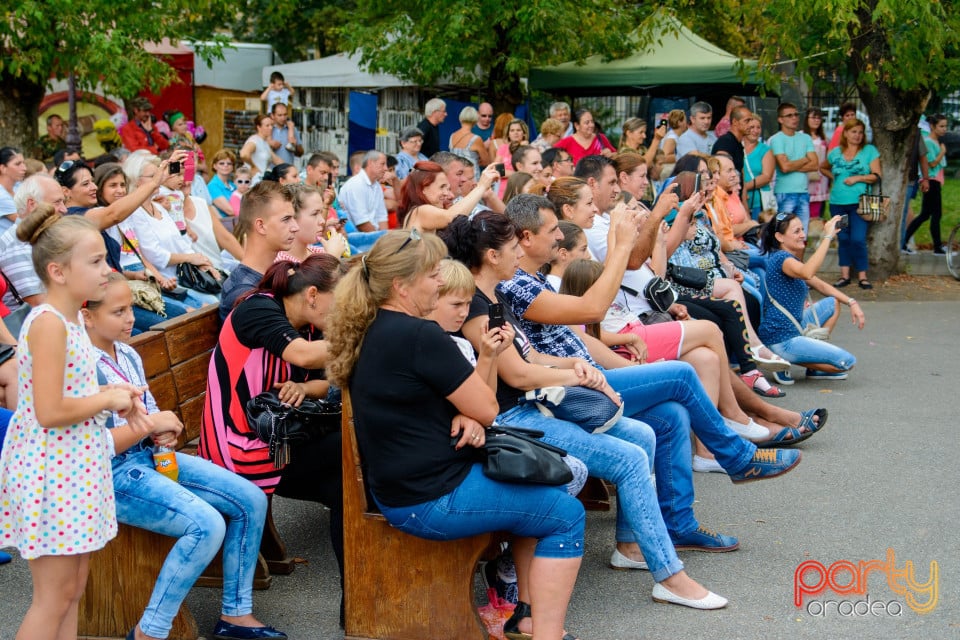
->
[488, 303, 505, 330]
[169, 161, 181, 175]
[659, 119, 668, 129]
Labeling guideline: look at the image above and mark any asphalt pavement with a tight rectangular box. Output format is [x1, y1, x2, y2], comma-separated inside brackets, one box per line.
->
[1, 300, 958, 639]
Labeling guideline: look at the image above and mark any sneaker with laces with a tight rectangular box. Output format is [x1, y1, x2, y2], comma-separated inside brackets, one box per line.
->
[805, 369, 848, 380]
[671, 526, 740, 552]
[901, 246, 917, 255]
[482, 550, 519, 605]
[730, 449, 801, 484]
[772, 370, 794, 386]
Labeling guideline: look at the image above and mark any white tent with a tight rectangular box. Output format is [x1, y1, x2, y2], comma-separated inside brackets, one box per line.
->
[261, 52, 409, 89]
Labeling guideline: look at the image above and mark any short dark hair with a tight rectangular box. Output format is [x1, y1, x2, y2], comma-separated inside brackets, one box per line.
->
[504, 194, 555, 236]
[573, 155, 613, 182]
[270, 102, 288, 115]
[777, 102, 798, 117]
[269, 71, 284, 83]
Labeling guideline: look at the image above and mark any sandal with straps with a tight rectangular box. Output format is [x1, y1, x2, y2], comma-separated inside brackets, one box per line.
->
[858, 279, 873, 289]
[834, 277, 851, 288]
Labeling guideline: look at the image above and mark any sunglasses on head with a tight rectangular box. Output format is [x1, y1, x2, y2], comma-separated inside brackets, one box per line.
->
[391, 228, 422, 256]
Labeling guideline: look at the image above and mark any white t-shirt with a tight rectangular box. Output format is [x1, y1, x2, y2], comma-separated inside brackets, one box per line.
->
[583, 212, 656, 316]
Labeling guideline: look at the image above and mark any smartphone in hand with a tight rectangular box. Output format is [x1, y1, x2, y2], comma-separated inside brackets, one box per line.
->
[488, 303, 505, 330]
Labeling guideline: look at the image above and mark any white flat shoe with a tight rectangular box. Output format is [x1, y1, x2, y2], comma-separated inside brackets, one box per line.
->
[723, 416, 768, 440]
[749, 346, 791, 372]
[652, 582, 728, 610]
[609, 548, 649, 571]
[692, 455, 726, 474]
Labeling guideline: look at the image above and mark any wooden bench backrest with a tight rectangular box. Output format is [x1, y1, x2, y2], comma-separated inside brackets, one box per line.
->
[128, 305, 221, 448]
[341, 392, 385, 521]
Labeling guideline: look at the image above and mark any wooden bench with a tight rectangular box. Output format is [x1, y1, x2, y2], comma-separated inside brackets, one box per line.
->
[341, 391, 492, 640]
[78, 306, 291, 640]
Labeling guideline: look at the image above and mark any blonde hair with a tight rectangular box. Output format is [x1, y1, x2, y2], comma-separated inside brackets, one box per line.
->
[326, 231, 448, 386]
[438, 259, 475, 297]
[83, 272, 129, 311]
[17, 202, 100, 285]
[559, 258, 604, 339]
[539, 118, 564, 138]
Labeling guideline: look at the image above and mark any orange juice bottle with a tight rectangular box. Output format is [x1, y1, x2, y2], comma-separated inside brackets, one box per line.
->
[153, 445, 179, 482]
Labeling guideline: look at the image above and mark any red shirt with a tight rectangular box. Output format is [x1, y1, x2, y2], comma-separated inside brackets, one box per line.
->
[119, 121, 170, 154]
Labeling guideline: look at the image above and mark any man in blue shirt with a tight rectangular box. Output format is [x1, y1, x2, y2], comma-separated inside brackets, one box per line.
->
[768, 103, 818, 232]
[270, 103, 303, 166]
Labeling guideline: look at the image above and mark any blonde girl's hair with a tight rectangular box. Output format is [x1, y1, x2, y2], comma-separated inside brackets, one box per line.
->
[17, 202, 100, 285]
[326, 230, 448, 387]
[545, 177, 589, 219]
[284, 183, 322, 217]
[558, 258, 604, 339]
[438, 258, 475, 298]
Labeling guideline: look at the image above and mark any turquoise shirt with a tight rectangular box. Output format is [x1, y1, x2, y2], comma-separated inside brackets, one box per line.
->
[769, 131, 815, 194]
[826, 144, 880, 205]
[923, 134, 947, 180]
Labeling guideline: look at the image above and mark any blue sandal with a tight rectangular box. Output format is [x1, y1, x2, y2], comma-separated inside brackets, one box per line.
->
[755, 426, 814, 448]
[797, 408, 828, 434]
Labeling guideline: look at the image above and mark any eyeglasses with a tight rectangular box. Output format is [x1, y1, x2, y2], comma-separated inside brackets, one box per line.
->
[781, 113, 800, 118]
[236, 179, 251, 184]
[391, 228, 422, 255]
[808, 114, 822, 119]
[216, 160, 234, 166]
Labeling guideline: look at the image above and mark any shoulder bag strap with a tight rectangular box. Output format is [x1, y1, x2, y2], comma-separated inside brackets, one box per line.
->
[766, 291, 806, 334]
[1, 270, 24, 305]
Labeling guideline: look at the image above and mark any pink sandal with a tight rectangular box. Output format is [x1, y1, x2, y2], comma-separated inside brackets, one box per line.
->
[740, 370, 785, 398]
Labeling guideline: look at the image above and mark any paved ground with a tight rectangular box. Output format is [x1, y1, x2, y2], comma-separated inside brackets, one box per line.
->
[1, 299, 958, 639]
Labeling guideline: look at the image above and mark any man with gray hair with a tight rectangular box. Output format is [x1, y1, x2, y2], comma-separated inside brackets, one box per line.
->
[338, 150, 388, 232]
[0, 174, 68, 309]
[550, 101, 573, 137]
[675, 102, 715, 159]
[417, 98, 448, 158]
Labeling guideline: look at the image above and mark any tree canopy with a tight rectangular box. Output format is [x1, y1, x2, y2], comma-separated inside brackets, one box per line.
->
[0, 0, 233, 148]
[339, 1, 650, 110]
[229, 0, 355, 62]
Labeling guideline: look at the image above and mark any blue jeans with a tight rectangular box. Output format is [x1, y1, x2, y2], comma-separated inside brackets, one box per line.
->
[376, 464, 585, 560]
[833, 203, 869, 272]
[112, 445, 268, 638]
[776, 192, 811, 233]
[498, 404, 683, 581]
[768, 297, 856, 370]
[603, 361, 757, 475]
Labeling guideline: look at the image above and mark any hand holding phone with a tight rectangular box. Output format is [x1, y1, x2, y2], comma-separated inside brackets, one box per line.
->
[494, 163, 506, 178]
[659, 119, 668, 129]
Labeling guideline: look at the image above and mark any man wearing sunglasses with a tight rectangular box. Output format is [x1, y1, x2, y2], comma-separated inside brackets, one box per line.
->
[768, 102, 819, 233]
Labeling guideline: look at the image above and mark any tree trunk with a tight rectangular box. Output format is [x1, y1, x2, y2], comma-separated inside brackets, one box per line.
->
[849, 8, 930, 281]
[0, 72, 45, 154]
[487, 25, 523, 114]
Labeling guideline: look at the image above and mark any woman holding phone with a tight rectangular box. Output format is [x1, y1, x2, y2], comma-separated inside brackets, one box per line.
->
[820, 118, 880, 290]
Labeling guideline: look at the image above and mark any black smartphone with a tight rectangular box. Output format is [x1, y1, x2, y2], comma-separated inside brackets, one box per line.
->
[488, 303, 505, 330]
[836, 214, 848, 230]
[659, 119, 668, 128]
[693, 172, 702, 194]
[169, 161, 181, 174]
[495, 163, 506, 177]
[327, 173, 334, 188]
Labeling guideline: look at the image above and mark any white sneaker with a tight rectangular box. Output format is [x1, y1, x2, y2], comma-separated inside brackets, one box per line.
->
[722, 416, 769, 439]
[692, 455, 726, 474]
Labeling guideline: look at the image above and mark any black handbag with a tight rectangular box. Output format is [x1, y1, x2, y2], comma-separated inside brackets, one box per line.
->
[246, 390, 342, 467]
[642, 276, 677, 313]
[480, 426, 573, 486]
[177, 262, 225, 295]
[667, 263, 709, 290]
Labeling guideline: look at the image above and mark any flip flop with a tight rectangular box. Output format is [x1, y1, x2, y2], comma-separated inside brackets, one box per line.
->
[755, 426, 815, 448]
[797, 408, 828, 434]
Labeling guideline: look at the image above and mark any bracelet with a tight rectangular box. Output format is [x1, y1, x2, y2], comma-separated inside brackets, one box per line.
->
[822, 234, 834, 242]
[847, 298, 858, 306]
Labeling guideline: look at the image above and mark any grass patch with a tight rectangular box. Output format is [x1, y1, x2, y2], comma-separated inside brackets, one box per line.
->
[907, 175, 960, 248]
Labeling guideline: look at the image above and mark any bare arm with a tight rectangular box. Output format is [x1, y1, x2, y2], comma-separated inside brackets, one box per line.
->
[210, 211, 244, 260]
[781, 216, 843, 281]
[85, 154, 184, 230]
[407, 166, 500, 231]
[280, 337, 330, 370]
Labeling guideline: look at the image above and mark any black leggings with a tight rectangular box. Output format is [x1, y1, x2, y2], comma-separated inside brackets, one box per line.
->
[679, 294, 756, 374]
[905, 179, 942, 248]
[275, 429, 344, 587]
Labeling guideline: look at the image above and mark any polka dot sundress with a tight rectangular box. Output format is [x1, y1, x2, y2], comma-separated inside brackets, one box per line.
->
[0, 304, 117, 559]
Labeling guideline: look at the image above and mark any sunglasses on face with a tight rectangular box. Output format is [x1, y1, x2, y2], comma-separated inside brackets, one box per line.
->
[236, 179, 251, 184]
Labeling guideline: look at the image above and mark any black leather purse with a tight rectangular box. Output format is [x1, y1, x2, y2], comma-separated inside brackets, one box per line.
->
[479, 426, 573, 486]
[246, 390, 342, 467]
[667, 263, 709, 290]
[177, 263, 225, 295]
[642, 276, 677, 313]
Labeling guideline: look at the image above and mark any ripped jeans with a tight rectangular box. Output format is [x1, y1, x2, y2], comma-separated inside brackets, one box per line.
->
[112, 444, 267, 639]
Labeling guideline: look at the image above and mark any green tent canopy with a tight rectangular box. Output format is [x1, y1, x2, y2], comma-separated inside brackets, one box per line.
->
[529, 16, 758, 93]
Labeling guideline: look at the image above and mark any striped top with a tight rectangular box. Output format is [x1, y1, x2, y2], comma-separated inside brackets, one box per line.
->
[198, 293, 321, 492]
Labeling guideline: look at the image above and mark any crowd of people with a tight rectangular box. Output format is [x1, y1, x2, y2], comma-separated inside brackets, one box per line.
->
[0, 85, 906, 640]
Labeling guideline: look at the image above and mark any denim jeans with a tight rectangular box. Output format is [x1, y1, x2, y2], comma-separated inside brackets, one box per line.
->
[901, 181, 918, 247]
[376, 464, 585, 560]
[603, 361, 756, 475]
[112, 445, 268, 638]
[776, 192, 811, 233]
[834, 203, 869, 272]
[498, 404, 684, 581]
[768, 297, 856, 370]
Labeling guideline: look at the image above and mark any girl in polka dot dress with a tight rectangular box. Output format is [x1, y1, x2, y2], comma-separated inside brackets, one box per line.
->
[0, 204, 151, 640]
